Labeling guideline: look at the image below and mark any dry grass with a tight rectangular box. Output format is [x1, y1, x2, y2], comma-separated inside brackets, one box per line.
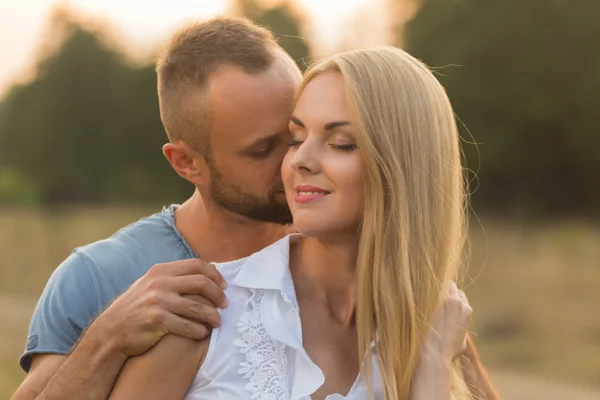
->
[464, 219, 600, 387]
[0, 206, 156, 399]
[0, 207, 599, 398]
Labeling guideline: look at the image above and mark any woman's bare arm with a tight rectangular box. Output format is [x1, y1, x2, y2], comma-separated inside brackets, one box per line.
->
[108, 334, 209, 400]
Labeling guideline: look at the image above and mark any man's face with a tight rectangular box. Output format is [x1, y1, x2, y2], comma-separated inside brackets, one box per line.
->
[202, 53, 301, 224]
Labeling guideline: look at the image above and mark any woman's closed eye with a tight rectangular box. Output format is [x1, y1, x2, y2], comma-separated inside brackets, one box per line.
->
[329, 143, 357, 151]
[288, 139, 303, 148]
[288, 131, 306, 148]
[288, 139, 357, 151]
[329, 134, 357, 151]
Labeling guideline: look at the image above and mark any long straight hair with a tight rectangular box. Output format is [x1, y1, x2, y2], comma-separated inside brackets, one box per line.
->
[298, 47, 473, 400]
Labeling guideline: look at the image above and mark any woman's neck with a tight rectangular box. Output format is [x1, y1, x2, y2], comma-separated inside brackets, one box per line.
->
[290, 235, 359, 327]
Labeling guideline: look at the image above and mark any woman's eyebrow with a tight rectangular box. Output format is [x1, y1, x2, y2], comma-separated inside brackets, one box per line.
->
[324, 121, 350, 130]
[290, 116, 350, 131]
[290, 116, 304, 128]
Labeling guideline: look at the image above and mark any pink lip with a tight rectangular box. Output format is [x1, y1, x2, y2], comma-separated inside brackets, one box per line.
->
[295, 185, 330, 204]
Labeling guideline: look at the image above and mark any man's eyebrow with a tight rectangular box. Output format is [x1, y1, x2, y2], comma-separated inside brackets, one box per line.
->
[290, 116, 351, 131]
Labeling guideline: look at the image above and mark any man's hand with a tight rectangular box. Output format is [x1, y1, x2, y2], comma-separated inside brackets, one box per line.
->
[88, 259, 228, 358]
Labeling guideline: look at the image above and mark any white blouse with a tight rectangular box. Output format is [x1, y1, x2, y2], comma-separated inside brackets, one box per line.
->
[184, 234, 382, 400]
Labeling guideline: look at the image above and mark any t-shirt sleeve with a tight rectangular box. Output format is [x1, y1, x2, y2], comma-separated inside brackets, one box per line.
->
[20, 249, 101, 372]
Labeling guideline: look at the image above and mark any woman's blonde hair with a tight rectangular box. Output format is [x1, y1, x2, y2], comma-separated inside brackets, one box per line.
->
[298, 47, 472, 400]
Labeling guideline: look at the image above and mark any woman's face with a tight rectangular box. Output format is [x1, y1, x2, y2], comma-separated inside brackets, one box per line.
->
[282, 72, 364, 238]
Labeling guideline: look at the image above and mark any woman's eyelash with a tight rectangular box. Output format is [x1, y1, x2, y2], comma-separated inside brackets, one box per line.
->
[330, 144, 357, 151]
[287, 141, 357, 151]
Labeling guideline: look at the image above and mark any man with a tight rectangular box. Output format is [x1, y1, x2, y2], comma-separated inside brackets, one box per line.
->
[12, 17, 302, 400]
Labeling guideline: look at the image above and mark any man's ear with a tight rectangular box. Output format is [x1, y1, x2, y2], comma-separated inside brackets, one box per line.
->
[162, 142, 208, 186]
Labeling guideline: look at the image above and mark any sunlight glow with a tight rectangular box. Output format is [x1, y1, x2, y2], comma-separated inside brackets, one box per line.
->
[0, 0, 378, 95]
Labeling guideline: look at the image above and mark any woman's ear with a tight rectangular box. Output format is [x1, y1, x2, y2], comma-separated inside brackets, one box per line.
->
[162, 142, 208, 186]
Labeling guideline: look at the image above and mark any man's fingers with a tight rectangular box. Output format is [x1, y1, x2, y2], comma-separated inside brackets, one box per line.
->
[164, 312, 210, 341]
[165, 294, 221, 328]
[156, 259, 226, 288]
[171, 275, 228, 308]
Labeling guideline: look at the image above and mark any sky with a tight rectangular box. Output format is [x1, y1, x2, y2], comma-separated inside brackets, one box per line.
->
[0, 0, 392, 97]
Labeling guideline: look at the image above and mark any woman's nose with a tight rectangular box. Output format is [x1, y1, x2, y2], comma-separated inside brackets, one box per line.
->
[290, 140, 320, 174]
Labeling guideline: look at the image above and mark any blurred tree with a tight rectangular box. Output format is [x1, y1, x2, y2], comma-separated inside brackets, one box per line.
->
[0, 168, 39, 205]
[234, 0, 311, 70]
[403, 0, 600, 217]
[0, 9, 189, 205]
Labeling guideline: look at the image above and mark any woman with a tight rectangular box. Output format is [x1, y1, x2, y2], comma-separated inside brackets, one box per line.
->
[109, 47, 500, 399]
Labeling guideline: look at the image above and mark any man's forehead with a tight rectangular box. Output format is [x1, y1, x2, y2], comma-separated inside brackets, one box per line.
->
[208, 63, 297, 99]
[208, 63, 297, 116]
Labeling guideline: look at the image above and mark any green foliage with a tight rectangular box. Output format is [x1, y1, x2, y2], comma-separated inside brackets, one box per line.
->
[236, 0, 311, 70]
[404, 0, 600, 216]
[0, 168, 39, 205]
[0, 13, 200, 205]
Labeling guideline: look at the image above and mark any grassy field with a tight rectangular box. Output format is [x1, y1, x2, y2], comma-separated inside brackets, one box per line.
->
[1, 206, 599, 398]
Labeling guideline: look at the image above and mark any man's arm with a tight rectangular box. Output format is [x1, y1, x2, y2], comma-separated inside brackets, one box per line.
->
[12, 330, 126, 400]
[11, 256, 226, 400]
[10, 355, 65, 400]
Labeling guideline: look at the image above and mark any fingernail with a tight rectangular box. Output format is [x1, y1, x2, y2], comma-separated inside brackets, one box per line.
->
[220, 279, 227, 289]
[221, 297, 229, 308]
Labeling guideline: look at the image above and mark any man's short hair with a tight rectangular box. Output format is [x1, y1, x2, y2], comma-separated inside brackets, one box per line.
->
[156, 17, 279, 153]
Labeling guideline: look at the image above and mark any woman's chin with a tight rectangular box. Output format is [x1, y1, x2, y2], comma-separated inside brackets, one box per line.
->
[291, 218, 331, 238]
[291, 218, 354, 240]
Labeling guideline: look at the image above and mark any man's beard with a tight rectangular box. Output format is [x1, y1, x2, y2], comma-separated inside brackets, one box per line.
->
[207, 163, 292, 225]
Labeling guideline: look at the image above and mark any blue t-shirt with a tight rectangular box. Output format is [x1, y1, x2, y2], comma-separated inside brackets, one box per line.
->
[20, 205, 196, 372]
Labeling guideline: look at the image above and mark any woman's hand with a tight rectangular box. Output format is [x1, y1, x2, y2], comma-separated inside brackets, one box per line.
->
[409, 281, 473, 400]
[422, 281, 473, 363]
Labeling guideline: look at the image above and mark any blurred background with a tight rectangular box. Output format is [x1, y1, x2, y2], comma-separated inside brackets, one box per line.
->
[0, 0, 599, 398]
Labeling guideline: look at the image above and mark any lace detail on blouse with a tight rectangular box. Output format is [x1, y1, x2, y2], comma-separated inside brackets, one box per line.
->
[235, 288, 290, 400]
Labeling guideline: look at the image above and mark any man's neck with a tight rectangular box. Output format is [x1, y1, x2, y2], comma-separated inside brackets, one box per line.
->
[175, 190, 288, 263]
